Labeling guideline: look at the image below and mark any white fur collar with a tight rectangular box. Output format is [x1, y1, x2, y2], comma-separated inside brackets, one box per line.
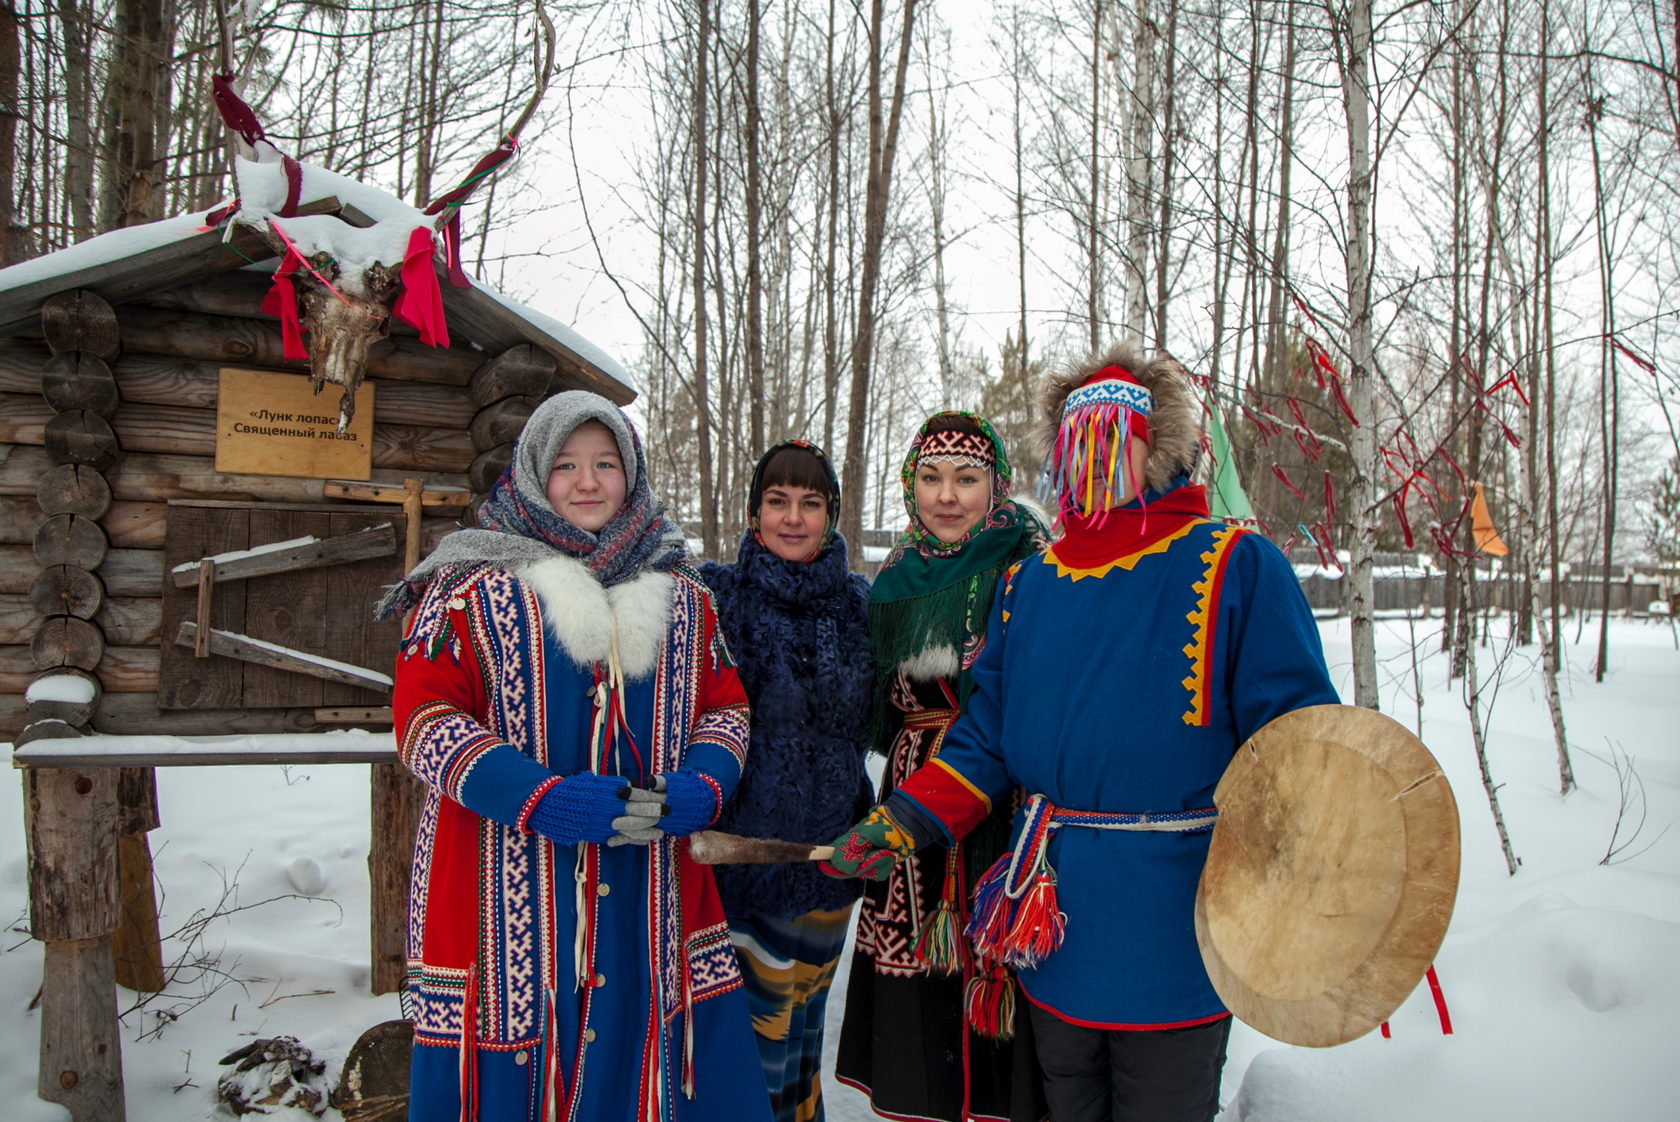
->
[899, 644, 961, 682]
[515, 556, 673, 680]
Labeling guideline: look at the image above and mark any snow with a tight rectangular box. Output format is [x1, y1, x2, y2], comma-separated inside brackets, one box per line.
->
[0, 211, 215, 289]
[12, 730, 392, 765]
[168, 535, 322, 574]
[214, 633, 393, 688]
[480, 285, 636, 394]
[22, 674, 96, 705]
[2, 617, 1677, 1120]
[0, 155, 633, 394]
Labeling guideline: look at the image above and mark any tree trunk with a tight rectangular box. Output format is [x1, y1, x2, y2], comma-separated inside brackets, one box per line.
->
[745, 0, 765, 455]
[1086, 0, 1103, 351]
[1263, 8, 1297, 389]
[1335, 0, 1380, 709]
[1538, 0, 1574, 794]
[1588, 89, 1618, 683]
[1153, 0, 1179, 350]
[691, 0, 719, 558]
[926, 24, 954, 406]
[1122, 0, 1153, 343]
[840, 0, 919, 551]
[0, 1, 23, 264]
[106, 0, 166, 230]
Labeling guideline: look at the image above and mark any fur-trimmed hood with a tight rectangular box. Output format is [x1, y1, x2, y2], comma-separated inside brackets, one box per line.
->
[1035, 343, 1205, 496]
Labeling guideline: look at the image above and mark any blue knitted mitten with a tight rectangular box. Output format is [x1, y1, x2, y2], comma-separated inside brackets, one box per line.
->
[645, 770, 723, 839]
[527, 773, 633, 846]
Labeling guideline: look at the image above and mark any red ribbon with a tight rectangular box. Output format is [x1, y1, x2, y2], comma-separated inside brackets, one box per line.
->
[1381, 964, 1453, 1039]
[1271, 464, 1306, 500]
[260, 249, 309, 360]
[1605, 333, 1659, 374]
[212, 73, 267, 147]
[1484, 368, 1530, 406]
[392, 227, 450, 348]
[1323, 471, 1336, 523]
[424, 135, 520, 289]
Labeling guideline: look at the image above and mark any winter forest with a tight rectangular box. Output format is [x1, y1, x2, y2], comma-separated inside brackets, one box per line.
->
[3, 2, 1680, 1119]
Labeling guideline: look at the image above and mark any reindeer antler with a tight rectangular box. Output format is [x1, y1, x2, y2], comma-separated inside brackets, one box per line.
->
[422, 0, 556, 287]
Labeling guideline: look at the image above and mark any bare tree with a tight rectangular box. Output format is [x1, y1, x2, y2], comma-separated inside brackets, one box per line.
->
[839, 0, 919, 549]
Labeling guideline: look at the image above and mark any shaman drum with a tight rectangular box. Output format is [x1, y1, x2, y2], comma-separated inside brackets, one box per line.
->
[1193, 704, 1459, 1047]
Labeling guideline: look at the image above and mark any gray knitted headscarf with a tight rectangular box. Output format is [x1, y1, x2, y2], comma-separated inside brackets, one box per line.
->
[375, 392, 686, 618]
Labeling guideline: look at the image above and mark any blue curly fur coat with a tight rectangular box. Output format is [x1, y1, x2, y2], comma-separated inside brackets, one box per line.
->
[700, 531, 874, 919]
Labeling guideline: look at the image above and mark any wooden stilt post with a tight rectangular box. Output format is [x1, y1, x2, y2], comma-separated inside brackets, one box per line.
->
[24, 759, 125, 1121]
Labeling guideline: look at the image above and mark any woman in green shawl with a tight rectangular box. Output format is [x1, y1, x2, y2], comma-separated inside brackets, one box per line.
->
[833, 412, 1049, 1122]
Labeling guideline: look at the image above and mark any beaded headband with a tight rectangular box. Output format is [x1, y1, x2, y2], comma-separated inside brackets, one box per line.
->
[917, 428, 996, 471]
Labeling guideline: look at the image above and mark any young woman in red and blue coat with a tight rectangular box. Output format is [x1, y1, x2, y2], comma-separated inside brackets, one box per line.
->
[697, 440, 873, 1122]
[380, 391, 773, 1122]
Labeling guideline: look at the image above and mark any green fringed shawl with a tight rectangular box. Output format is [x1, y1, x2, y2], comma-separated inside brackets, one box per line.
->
[867, 513, 1044, 748]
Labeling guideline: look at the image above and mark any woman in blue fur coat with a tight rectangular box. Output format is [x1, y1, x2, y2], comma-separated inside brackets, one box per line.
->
[699, 440, 874, 1122]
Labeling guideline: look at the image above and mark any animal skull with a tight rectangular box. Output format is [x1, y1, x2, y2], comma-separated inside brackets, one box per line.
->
[296, 256, 400, 433]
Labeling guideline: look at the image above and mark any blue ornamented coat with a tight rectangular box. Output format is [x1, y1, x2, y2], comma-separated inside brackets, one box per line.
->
[393, 556, 774, 1122]
[898, 502, 1339, 1029]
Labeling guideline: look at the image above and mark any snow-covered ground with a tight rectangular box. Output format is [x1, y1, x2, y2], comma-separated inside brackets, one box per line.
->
[3, 615, 1677, 1120]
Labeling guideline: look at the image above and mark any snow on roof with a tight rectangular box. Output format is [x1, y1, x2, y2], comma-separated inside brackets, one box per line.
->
[0, 155, 634, 392]
[0, 210, 213, 291]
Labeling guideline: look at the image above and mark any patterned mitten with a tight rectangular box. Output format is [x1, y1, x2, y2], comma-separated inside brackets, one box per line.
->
[820, 804, 919, 880]
[643, 770, 724, 839]
[527, 773, 634, 846]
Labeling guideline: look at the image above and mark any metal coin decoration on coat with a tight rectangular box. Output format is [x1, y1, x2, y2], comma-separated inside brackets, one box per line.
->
[1193, 704, 1460, 1048]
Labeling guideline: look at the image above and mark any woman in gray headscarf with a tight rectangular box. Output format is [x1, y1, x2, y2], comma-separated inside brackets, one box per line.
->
[381, 391, 772, 1122]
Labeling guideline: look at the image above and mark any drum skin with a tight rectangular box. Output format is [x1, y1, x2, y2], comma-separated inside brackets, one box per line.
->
[1194, 704, 1460, 1047]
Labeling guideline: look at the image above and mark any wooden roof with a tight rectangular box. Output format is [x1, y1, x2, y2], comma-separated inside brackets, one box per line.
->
[0, 197, 633, 404]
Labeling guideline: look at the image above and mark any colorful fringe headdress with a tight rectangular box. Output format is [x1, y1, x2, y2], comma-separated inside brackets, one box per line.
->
[1034, 344, 1206, 516]
[1044, 366, 1154, 518]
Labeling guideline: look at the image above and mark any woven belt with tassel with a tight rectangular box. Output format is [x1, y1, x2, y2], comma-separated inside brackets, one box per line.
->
[965, 794, 1218, 970]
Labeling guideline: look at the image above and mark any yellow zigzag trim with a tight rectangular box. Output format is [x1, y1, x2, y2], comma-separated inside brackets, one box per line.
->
[1180, 526, 1242, 726]
[1041, 519, 1201, 582]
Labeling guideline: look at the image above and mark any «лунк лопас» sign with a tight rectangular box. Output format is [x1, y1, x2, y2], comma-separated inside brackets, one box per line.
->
[215, 367, 374, 480]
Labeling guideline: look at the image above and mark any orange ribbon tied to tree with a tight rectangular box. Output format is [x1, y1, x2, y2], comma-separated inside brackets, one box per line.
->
[1470, 483, 1509, 557]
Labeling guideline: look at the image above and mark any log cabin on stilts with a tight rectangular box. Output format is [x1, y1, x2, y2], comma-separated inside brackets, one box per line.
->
[0, 150, 634, 1119]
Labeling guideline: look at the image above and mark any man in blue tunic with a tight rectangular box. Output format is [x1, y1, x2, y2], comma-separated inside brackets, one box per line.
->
[826, 347, 1340, 1122]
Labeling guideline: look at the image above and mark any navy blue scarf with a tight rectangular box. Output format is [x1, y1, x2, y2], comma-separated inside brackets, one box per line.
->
[701, 531, 874, 919]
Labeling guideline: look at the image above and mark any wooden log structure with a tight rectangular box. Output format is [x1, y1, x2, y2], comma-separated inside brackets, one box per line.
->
[2, 190, 631, 1118]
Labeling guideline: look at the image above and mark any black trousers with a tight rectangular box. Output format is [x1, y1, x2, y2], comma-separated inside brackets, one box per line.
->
[1026, 1003, 1232, 1122]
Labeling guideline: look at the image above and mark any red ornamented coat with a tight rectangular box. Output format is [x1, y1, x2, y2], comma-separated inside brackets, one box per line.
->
[393, 557, 772, 1122]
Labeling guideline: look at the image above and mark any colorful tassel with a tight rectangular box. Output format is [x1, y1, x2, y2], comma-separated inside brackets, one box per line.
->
[964, 962, 1018, 1041]
[1001, 869, 1067, 968]
[964, 854, 1016, 963]
[914, 856, 969, 976]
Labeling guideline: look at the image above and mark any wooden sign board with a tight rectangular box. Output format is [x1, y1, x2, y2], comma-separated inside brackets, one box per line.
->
[215, 367, 374, 480]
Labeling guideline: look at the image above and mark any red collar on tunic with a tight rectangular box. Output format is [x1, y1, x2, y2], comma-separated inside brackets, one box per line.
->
[1053, 485, 1212, 568]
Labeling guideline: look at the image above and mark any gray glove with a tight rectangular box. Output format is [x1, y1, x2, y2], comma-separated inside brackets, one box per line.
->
[607, 782, 668, 846]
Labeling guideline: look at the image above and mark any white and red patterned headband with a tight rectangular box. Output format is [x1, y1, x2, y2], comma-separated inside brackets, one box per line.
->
[917, 428, 996, 471]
